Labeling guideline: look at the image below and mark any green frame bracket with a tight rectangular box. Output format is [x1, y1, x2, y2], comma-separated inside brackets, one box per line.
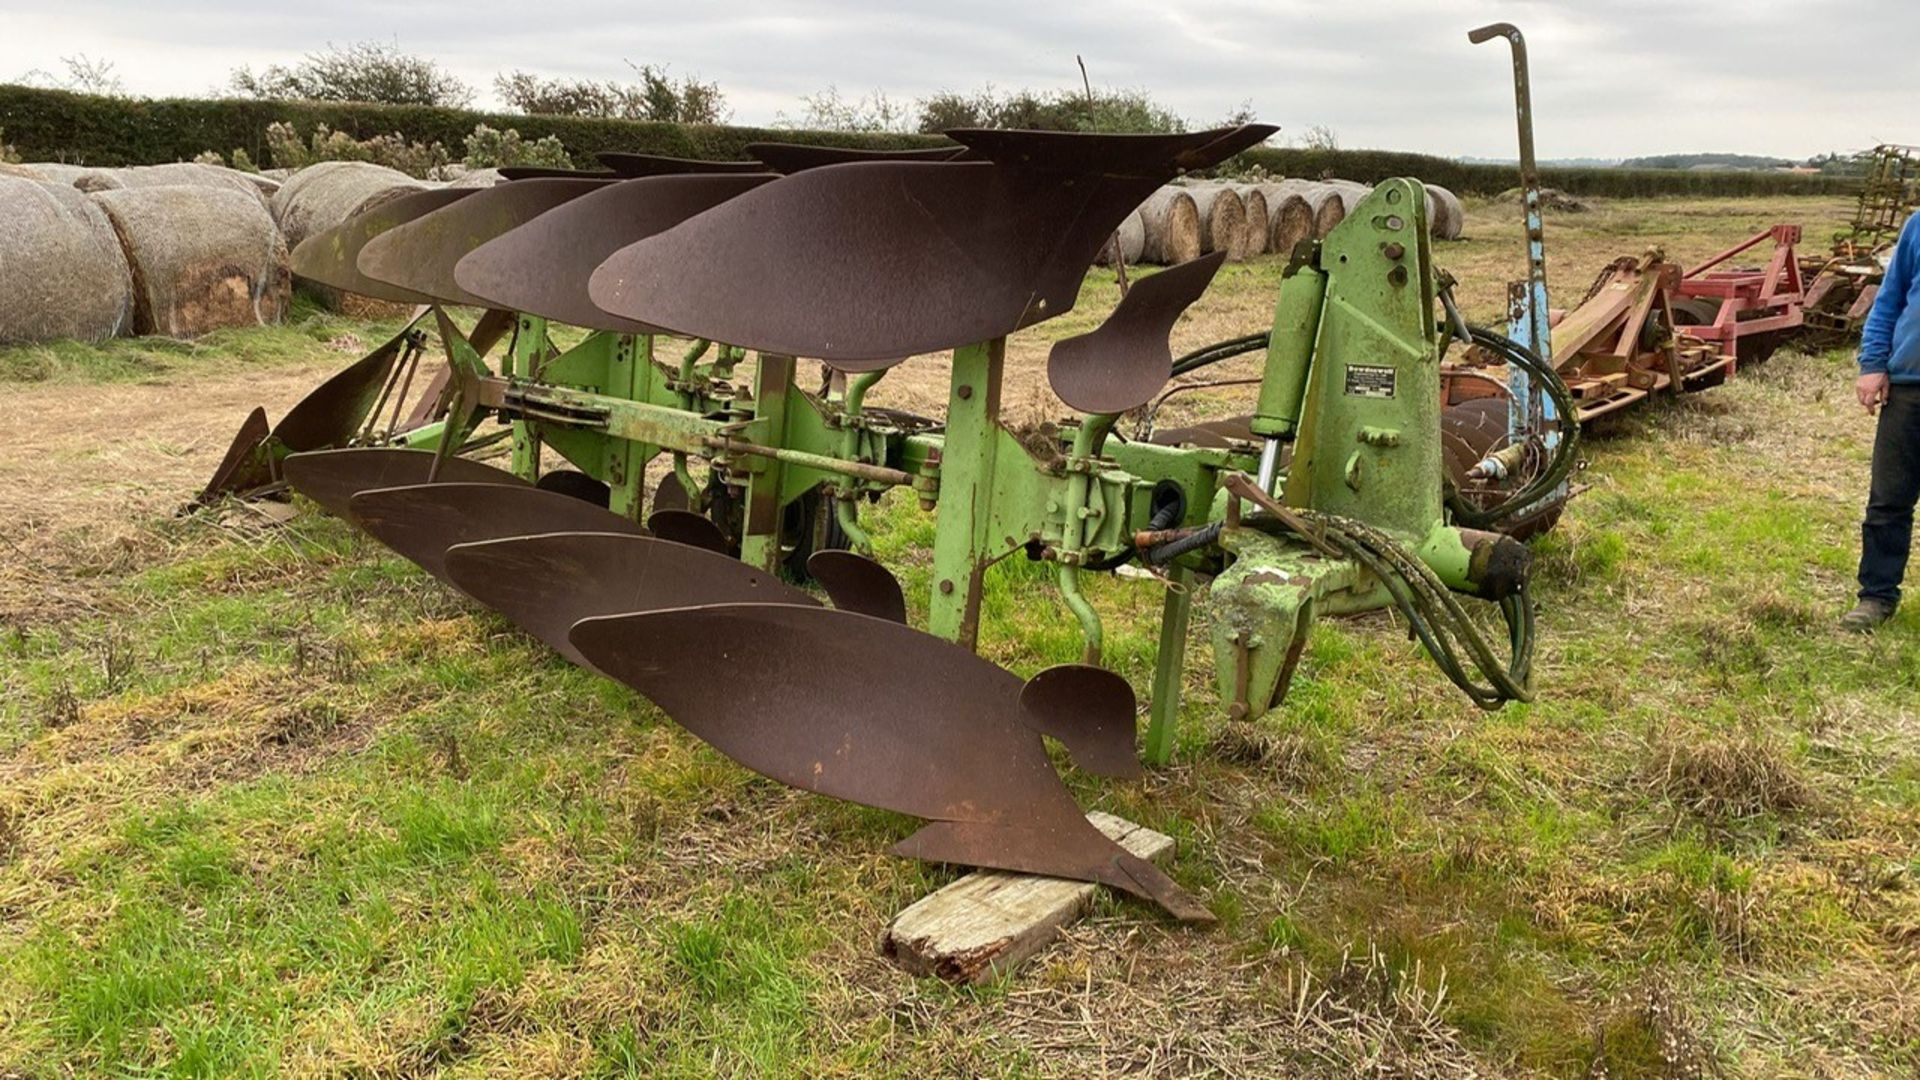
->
[738, 354, 796, 572]
[927, 340, 1004, 647]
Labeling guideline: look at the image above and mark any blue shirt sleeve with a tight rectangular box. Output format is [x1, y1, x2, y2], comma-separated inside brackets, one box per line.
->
[1861, 214, 1918, 375]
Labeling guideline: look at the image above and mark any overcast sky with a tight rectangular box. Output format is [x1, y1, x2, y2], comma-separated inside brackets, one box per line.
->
[4, 0, 1914, 160]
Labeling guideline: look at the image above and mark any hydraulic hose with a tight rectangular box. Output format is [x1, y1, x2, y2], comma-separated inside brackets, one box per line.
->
[1446, 325, 1580, 530]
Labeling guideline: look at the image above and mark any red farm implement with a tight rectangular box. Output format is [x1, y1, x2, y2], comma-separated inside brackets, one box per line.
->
[1670, 224, 1806, 366]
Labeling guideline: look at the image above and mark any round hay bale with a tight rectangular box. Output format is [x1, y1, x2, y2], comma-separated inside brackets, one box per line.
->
[1288, 184, 1347, 238]
[77, 164, 272, 209]
[1187, 183, 1249, 262]
[270, 161, 425, 252]
[1094, 208, 1147, 267]
[91, 186, 291, 338]
[1259, 188, 1315, 257]
[1425, 183, 1465, 240]
[0, 176, 134, 344]
[21, 162, 95, 188]
[1228, 184, 1271, 256]
[270, 162, 426, 310]
[1137, 187, 1202, 265]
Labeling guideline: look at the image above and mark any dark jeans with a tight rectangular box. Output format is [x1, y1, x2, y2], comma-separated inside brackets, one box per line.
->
[1860, 383, 1920, 604]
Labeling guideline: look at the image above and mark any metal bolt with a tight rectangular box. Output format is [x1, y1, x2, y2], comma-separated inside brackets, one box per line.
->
[957, 385, 974, 401]
[938, 579, 955, 595]
[1383, 242, 1405, 260]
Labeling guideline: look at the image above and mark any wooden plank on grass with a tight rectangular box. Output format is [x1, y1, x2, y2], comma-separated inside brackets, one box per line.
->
[879, 811, 1176, 984]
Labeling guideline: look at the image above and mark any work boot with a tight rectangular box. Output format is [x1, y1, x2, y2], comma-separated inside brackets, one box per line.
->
[1839, 597, 1897, 632]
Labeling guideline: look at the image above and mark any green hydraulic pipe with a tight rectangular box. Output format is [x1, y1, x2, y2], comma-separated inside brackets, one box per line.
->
[676, 338, 711, 408]
[835, 495, 873, 552]
[671, 451, 700, 512]
[830, 369, 888, 553]
[1057, 416, 1113, 665]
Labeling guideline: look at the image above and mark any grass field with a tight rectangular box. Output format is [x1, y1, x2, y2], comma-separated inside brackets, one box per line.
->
[4, 193, 1917, 1078]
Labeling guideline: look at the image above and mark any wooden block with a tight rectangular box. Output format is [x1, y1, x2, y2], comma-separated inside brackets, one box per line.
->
[879, 811, 1176, 984]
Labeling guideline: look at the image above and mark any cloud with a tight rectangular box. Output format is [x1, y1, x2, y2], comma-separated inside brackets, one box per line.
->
[6, 0, 1914, 158]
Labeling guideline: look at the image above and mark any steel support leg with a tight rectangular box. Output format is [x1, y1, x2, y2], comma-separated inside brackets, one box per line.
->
[508, 316, 547, 482]
[1143, 564, 1193, 766]
[738, 353, 795, 572]
[605, 333, 652, 522]
[927, 340, 1004, 648]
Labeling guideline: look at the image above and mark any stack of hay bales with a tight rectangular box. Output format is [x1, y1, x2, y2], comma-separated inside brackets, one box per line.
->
[0, 175, 134, 344]
[1116, 174, 1470, 268]
[0, 160, 299, 344]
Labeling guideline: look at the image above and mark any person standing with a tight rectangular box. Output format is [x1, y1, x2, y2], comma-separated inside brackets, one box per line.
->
[1843, 210, 1920, 630]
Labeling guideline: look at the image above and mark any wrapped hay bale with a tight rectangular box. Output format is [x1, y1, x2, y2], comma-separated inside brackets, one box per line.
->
[1094, 208, 1146, 267]
[19, 162, 95, 188]
[73, 163, 272, 209]
[1187, 183, 1250, 262]
[1137, 187, 1202, 265]
[1425, 183, 1465, 240]
[91, 186, 291, 338]
[0, 176, 134, 344]
[270, 162, 426, 312]
[1258, 186, 1314, 257]
[270, 161, 425, 252]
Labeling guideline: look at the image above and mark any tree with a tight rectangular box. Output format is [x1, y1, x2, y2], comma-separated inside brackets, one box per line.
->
[912, 86, 1186, 135]
[1297, 124, 1339, 151]
[781, 87, 914, 133]
[230, 41, 474, 108]
[18, 54, 126, 97]
[492, 63, 727, 124]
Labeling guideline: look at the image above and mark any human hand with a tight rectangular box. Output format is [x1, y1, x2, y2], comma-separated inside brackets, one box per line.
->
[1859, 372, 1890, 415]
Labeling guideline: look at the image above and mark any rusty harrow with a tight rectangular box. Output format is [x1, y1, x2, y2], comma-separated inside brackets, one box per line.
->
[200, 127, 1548, 920]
